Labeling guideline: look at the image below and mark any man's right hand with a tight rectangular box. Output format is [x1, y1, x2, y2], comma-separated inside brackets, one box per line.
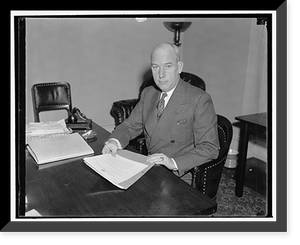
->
[101, 139, 119, 157]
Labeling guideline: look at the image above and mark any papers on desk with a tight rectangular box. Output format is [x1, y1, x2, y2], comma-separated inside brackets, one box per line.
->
[26, 119, 72, 143]
[84, 150, 155, 190]
[27, 132, 94, 165]
[25, 209, 42, 217]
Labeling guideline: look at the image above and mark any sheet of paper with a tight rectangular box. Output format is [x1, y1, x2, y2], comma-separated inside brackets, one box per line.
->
[26, 119, 72, 142]
[85, 154, 148, 185]
[25, 209, 42, 217]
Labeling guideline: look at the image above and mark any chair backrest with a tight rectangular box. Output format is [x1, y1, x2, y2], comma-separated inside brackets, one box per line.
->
[193, 114, 233, 199]
[216, 115, 233, 159]
[138, 72, 206, 99]
[180, 72, 206, 91]
[31, 82, 72, 122]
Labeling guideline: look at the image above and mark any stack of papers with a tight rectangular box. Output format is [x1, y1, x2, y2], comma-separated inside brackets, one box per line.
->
[27, 132, 94, 165]
[26, 119, 72, 142]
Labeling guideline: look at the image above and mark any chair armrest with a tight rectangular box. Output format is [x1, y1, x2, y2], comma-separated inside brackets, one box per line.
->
[129, 134, 148, 155]
[110, 99, 139, 127]
[189, 155, 228, 199]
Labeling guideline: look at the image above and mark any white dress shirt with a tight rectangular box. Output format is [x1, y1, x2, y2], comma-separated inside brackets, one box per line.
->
[160, 85, 176, 108]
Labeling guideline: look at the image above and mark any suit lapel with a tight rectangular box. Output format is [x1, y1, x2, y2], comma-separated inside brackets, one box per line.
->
[148, 79, 189, 149]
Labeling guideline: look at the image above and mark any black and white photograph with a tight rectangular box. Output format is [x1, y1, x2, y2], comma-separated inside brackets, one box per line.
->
[5, 4, 290, 238]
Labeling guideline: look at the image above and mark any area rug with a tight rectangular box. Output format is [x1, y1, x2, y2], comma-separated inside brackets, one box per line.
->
[211, 174, 267, 217]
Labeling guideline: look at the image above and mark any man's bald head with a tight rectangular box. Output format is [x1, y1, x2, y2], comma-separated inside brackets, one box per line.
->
[150, 43, 181, 63]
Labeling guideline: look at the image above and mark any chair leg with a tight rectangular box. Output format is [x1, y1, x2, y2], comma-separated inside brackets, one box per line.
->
[139, 144, 143, 154]
[34, 112, 40, 122]
[191, 171, 196, 188]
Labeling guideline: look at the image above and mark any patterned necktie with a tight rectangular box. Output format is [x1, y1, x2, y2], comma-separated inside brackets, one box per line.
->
[157, 92, 167, 120]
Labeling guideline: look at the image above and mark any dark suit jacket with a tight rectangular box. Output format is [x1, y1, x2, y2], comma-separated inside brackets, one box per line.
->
[109, 78, 220, 176]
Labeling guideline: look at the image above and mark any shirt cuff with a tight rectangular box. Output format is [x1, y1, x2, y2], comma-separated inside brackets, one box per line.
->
[171, 158, 178, 170]
[105, 138, 122, 150]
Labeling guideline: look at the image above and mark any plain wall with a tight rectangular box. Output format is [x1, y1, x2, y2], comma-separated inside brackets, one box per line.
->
[26, 18, 175, 129]
[26, 17, 267, 161]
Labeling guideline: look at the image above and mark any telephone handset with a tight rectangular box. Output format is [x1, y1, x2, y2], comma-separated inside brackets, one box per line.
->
[66, 107, 92, 130]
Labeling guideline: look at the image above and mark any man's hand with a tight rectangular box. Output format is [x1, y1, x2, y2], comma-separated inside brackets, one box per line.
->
[101, 139, 119, 157]
[146, 153, 177, 171]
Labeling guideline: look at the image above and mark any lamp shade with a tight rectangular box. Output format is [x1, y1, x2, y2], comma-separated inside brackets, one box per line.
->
[163, 22, 192, 46]
[163, 22, 192, 32]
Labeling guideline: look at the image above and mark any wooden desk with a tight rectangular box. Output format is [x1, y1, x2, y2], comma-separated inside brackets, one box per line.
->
[25, 123, 217, 217]
[235, 113, 267, 197]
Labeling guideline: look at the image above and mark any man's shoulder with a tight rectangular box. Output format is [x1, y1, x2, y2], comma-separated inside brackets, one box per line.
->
[139, 84, 160, 102]
[142, 84, 160, 95]
[180, 78, 207, 96]
[177, 79, 215, 108]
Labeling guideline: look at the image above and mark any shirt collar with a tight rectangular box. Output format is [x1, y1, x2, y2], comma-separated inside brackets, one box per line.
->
[162, 85, 177, 98]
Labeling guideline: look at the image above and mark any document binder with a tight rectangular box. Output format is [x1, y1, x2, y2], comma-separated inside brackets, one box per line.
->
[27, 132, 94, 165]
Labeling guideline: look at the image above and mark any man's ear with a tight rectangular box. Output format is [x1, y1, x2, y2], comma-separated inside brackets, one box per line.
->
[178, 61, 184, 74]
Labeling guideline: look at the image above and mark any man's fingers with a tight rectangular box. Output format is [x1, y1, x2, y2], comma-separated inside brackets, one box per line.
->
[147, 154, 164, 163]
[110, 150, 116, 157]
[102, 143, 117, 157]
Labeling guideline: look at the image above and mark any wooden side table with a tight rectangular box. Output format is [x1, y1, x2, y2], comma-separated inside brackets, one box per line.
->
[235, 113, 267, 197]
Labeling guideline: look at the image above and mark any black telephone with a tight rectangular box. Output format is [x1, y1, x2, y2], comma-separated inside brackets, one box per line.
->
[66, 107, 92, 130]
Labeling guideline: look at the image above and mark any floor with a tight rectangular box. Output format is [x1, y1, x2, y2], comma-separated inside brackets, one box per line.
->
[222, 157, 267, 197]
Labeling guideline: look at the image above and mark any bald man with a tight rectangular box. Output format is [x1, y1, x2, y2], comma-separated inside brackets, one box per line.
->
[102, 43, 219, 183]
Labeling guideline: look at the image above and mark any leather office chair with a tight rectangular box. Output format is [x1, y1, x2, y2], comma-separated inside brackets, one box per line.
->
[31, 82, 72, 122]
[188, 114, 233, 200]
[110, 72, 206, 154]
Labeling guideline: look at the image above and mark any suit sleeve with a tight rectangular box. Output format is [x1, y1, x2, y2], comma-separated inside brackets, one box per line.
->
[108, 89, 146, 148]
[174, 93, 220, 176]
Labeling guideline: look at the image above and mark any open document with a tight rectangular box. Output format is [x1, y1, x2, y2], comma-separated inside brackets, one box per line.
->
[84, 150, 155, 190]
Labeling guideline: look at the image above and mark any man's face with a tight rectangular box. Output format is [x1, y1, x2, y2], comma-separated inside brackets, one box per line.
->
[151, 46, 183, 92]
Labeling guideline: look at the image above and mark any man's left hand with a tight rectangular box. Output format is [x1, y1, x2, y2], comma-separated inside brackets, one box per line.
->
[146, 153, 177, 171]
